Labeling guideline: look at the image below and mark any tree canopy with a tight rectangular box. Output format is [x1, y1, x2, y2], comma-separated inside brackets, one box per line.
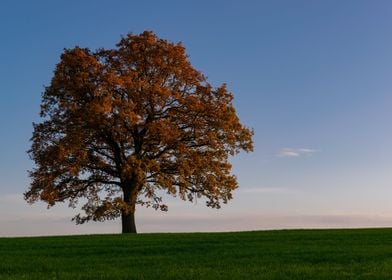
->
[25, 31, 253, 233]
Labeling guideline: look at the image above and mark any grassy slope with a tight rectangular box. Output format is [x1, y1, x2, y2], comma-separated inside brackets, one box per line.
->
[1, 228, 392, 279]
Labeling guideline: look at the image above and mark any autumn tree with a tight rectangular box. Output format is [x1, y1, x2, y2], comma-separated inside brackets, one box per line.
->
[25, 31, 253, 233]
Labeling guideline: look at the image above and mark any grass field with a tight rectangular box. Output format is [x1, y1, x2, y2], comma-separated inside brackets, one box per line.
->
[1, 228, 392, 279]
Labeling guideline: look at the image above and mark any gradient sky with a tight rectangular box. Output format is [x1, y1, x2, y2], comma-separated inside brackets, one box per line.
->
[1, 0, 392, 236]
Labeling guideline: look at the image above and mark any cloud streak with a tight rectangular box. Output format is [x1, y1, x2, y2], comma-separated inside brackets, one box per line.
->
[237, 187, 295, 195]
[276, 148, 318, 157]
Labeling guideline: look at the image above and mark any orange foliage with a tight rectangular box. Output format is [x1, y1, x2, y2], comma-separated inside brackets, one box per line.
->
[25, 31, 253, 233]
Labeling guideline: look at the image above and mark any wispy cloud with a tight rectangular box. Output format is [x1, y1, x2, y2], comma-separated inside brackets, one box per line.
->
[276, 148, 318, 158]
[237, 187, 294, 195]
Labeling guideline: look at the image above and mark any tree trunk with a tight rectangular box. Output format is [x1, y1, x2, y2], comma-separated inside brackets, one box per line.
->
[121, 186, 138, 234]
[121, 211, 137, 233]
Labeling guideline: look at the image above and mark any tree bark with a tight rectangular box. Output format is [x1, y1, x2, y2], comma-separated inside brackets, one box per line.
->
[121, 210, 137, 233]
[121, 185, 138, 234]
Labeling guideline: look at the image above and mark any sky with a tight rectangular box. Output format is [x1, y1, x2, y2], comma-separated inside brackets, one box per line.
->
[1, 0, 392, 236]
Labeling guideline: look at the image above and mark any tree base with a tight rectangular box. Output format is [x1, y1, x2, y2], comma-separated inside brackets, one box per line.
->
[121, 212, 137, 233]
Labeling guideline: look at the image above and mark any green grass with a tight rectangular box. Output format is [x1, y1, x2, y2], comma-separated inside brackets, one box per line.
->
[1, 228, 392, 279]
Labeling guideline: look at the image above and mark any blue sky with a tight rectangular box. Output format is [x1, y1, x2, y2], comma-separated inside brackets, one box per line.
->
[1, 0, 392, 236]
